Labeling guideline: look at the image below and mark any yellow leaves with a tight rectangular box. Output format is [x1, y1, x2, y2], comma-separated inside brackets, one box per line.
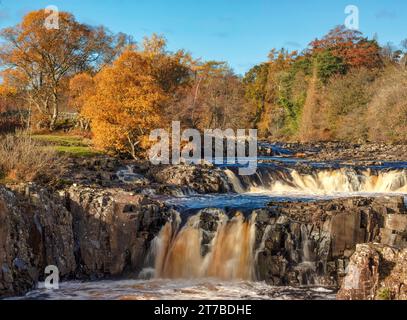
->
[0, 83, 17, 96]
[82, 48, 168, 158]
[69, 73, 95, 112]
[1, 9, 121, 129]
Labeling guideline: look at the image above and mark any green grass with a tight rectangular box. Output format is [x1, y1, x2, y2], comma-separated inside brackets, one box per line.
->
[32, 135, 89, 146]
[53, 145, 102, 157]
[32, 134, 102, 157]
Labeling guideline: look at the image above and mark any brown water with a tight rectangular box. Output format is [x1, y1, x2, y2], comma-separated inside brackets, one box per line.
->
[12, 279, 337, 300]
[153, 213, 256, 280]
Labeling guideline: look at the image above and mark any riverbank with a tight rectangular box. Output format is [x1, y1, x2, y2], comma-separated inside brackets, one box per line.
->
[260, 141, 407, 162]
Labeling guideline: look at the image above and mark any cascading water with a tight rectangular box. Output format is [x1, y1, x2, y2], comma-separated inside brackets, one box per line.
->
[145, 211, 257, 281]
[225, 167, 407, 195]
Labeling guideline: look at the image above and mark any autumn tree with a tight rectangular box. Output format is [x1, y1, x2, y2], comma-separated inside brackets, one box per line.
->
[201, 69, 248, 129]
[367, 66, 407, 142]
[309, 25, 382, 69]
[176, 61, 250, 130]
[140, 34, 192, 126]
[82, 49, 164, 158]
[0, 9, 131, 130]
[0, 82, 26, 133]
[68, 73, 95, 130]
[250, 49, 302, 138]
[176, 61, 228, 128]
[243, 63, 269, 127]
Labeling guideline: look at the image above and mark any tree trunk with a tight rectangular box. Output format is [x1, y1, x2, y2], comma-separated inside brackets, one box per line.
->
[49, 89, 59, 131]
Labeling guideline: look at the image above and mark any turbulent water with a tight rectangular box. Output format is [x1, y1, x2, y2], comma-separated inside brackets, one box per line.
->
[14, 279, 336, 300]
[151, 213, 256, 280]
[225, 167, 407, 195]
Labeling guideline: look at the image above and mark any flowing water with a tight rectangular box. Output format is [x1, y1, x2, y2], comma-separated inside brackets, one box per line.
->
[225, 167, 407, 195]
[14, 279, 336, 300]
[13, 152, 407, 300]
[151, 212, 256, 280]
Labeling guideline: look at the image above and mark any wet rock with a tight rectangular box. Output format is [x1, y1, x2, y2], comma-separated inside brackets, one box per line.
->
[148, 165, 230, 194]
[0, 185, 76, 298]
[66, 186, 174, 278]
[254, 196, 407, 287]
[116, 166, 150, 185]
[337, 243, 407, 300]
[269, 141, 407, 162]
[198, 208, 227, 256]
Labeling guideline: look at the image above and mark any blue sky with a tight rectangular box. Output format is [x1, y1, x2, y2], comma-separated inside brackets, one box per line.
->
[0, 0, 406, 74]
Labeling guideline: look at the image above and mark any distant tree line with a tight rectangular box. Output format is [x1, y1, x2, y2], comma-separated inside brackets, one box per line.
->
[1, 10, 406, 158]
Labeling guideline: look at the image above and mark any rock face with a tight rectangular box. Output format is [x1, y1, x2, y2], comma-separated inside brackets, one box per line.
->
[61, 157, 232, 197]
[0, 184, 173, 297]
[337, 244, 407, 300]
[254, 197, 407, 287]
[66, 186, 175, 278]
[0, 185, 75, 297]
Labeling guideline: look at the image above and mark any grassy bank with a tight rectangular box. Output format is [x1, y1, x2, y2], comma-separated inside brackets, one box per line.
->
[32, 134, 102, 158]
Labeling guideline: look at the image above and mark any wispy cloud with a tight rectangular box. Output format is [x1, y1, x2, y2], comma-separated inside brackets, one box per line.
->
[375, 9, 397, 20]
[284, 41, 302, 49]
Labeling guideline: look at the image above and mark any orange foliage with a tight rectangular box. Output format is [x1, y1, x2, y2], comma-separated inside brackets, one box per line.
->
[82, 49, 166, 158]
[310, 25, 382, 69]
[69, 73, 95, 113]
[0, 9, 125, 130]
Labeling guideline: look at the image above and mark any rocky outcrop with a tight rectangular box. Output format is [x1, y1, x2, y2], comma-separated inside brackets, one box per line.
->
[0, 185, 75, 298]
[66, 186, 175, 278]
[148, 164, 230, 194]
[254, 196, 407, 287]
[337, 244, 407, 300]
[0, 184, 174, 297]
[60, 157, 232, 196]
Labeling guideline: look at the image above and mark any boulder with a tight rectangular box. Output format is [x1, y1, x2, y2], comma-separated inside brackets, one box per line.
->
[148, 165, 230, 194]
[337, 243, 407, 300]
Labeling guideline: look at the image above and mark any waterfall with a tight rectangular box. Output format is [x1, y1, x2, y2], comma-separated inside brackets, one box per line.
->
[224, 167, 407, 195]
[224, 169, 246, 193]
[146, 211, 257, 281]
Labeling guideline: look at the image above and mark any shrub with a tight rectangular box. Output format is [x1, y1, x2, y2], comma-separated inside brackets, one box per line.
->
[377, 288, 392, 300]
[0, 111, 25, 134]
[324, 68, 377, 141]
[367, 66, 407, 143]
[0, 134, 65, 184]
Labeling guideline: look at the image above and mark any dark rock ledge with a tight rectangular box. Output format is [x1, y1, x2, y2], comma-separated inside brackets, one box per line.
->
[0, 184, 175, 298]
